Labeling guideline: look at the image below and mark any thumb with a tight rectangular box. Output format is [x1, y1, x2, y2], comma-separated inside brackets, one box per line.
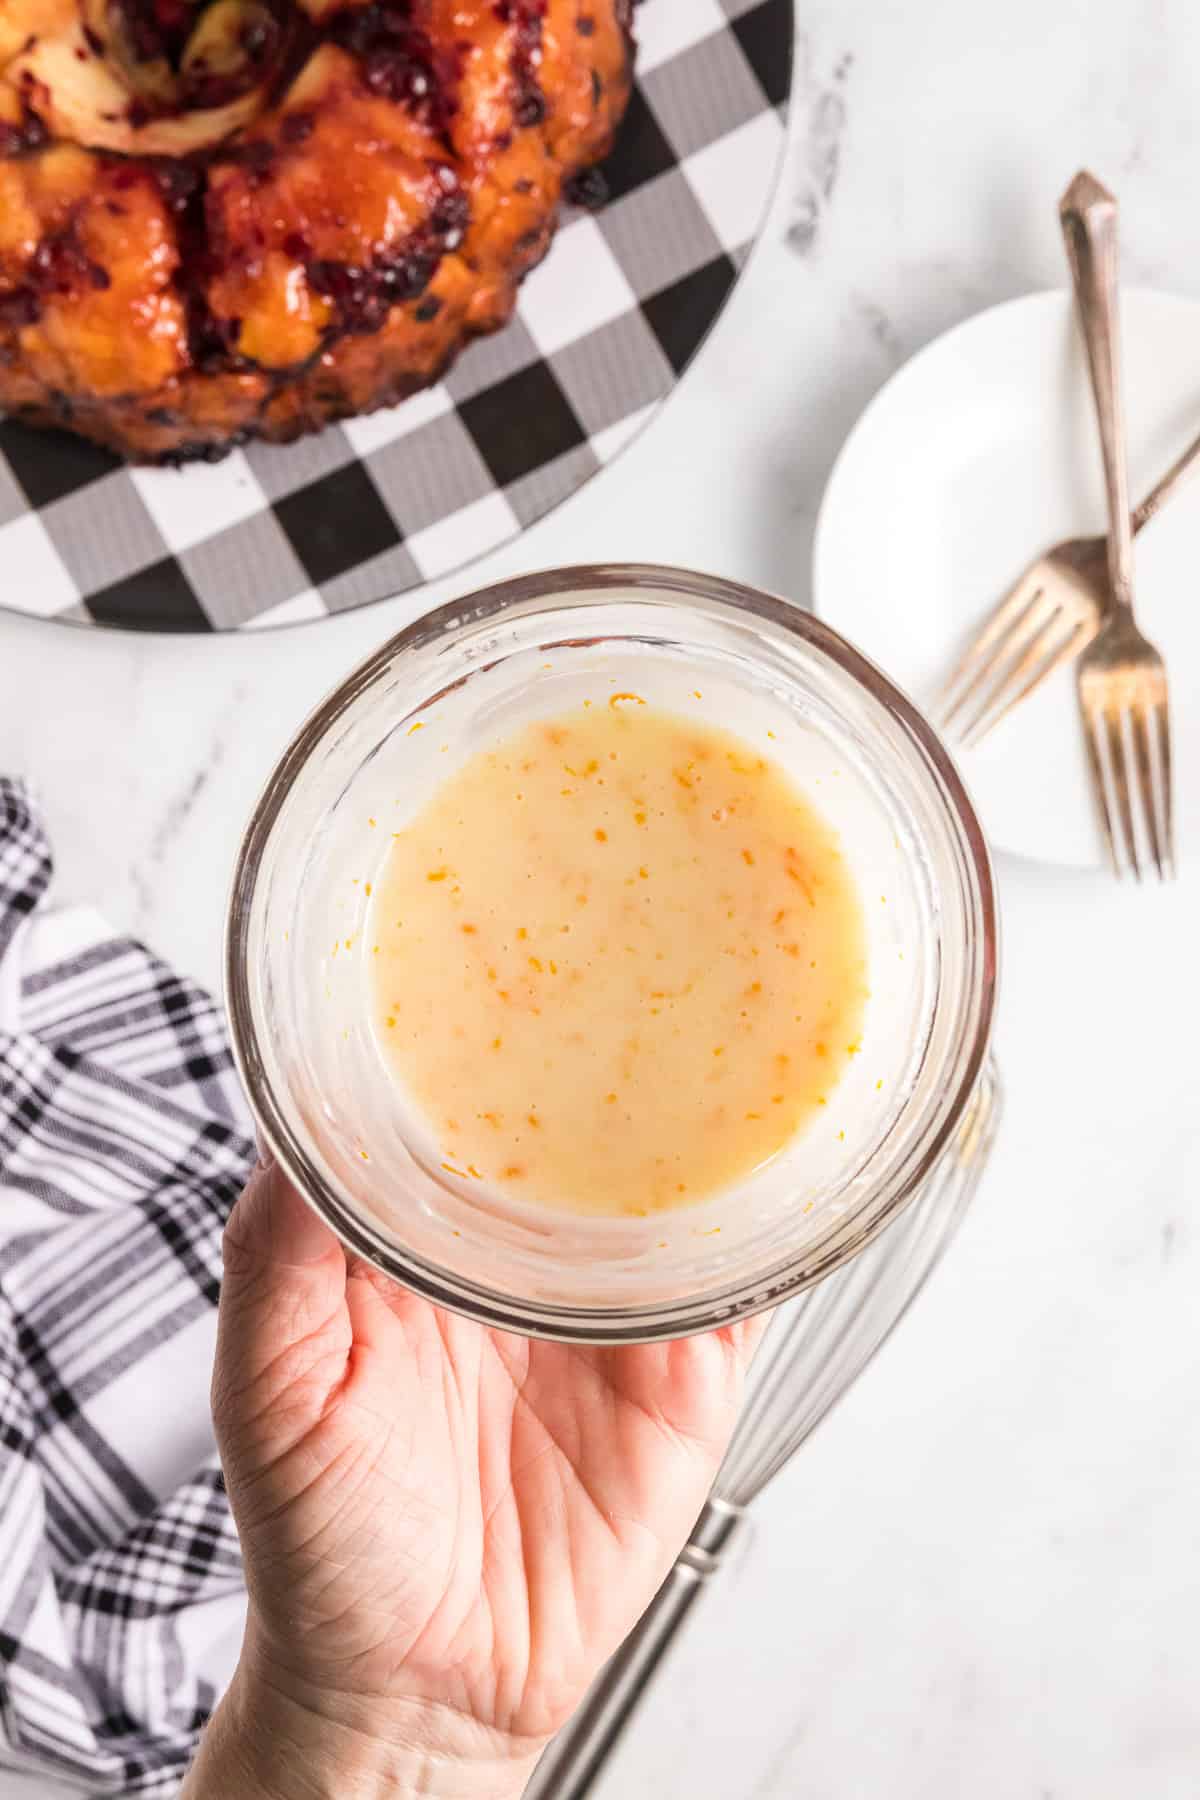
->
[214, 1153, 350, 1438]
[224, 1146, 341, 1275]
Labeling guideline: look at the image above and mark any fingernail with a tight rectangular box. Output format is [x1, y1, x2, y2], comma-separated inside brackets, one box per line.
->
[254, 1128, 276, 1172]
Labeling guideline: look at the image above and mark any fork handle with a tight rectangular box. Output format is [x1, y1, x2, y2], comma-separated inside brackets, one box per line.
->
[1060, 171, 1135, 612]
[1132, 423, 1200, 534]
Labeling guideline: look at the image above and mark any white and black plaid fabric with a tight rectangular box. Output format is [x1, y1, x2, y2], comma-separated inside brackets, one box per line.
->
[0, 779, 254, 1795]
[0, 0, 790, 633]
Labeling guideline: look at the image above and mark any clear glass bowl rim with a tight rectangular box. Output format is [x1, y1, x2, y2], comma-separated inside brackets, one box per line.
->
[225, 562, 999, 1342]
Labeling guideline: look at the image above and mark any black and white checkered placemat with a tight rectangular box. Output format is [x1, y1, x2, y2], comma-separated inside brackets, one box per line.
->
[0, 0, 790, 634]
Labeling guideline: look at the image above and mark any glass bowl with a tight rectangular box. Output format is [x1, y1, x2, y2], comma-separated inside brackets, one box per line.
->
[225, 564, 997, 1343]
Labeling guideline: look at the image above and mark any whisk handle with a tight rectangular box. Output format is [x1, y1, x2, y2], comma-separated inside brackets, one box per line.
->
[523, 1499, 743, 1800]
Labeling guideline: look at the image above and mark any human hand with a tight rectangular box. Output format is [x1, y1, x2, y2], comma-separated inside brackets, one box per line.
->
[182, 1155, 765, 1799]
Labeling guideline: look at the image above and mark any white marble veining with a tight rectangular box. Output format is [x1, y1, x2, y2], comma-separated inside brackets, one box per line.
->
[4, 0, 1200, 1794]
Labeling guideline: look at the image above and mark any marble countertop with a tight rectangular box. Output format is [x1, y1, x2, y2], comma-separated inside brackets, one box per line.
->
[4, 0, 1200, 1794]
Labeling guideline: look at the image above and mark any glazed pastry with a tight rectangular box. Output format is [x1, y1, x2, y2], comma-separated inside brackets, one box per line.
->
[0, 0, 633, 461]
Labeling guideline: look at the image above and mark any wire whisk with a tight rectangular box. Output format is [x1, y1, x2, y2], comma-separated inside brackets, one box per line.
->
[526, 1060, 1001, 1800]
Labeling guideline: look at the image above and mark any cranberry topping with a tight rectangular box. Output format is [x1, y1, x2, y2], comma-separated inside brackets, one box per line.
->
[30, 227, 112, 295]
[150, 156, 204, 213]
[495, 0, 548, 131]
[0, 290, 41, 328]
[299, 172, 468, 338]
[0, 218, 112, 333]
[564, 165, 607, 209]
[0, 101, 49, 159]
[183, 8, 284, 109]
[330, 5, 460, 133]
[279, 110, 314, 145]
[111, 0, 199, 68]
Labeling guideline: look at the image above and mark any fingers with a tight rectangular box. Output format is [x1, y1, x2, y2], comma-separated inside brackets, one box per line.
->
[725, 1307, 772, 1367]
[223, 1150, 342, 1276]
[343, 1257, 403, 1354]
[213, 1154, 350, 1437]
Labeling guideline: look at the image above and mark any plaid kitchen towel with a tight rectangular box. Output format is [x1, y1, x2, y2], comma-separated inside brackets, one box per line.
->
[0, 779, 254, 1795]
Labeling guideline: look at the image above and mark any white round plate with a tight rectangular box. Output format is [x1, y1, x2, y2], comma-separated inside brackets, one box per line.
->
[813, 288, 1200, 869]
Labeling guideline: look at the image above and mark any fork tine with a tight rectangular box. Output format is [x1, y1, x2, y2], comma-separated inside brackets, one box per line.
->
[961, 616, 1093, 748]
[1105, 708, 1141, 881]
[1130, 705, 1164, 880]
[935, 586, 1043, 705]
[1155, 696, 1176, 878]
[938, 588, 1045, 727]
[943, 601, 1060, 736]
[1080, 694, 1120, 877]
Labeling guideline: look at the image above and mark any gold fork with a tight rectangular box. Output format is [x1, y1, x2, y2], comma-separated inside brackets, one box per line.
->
[1060, 170, 1175, 880]
[937, 424, 1200, 748]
